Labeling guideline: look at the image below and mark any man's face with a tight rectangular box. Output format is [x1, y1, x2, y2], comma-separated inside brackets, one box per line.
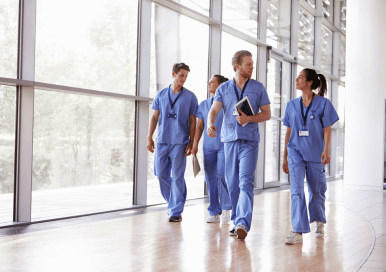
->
[172, 69, 189, 87]
[237, 56, 254, 78]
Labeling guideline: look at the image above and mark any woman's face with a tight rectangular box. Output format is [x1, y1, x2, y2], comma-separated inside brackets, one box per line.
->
[295, 70, 312, 91]
[208, 76, 220, 95]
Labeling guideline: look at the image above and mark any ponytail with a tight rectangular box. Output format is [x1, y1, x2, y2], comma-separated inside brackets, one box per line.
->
[317, 74, 327, 97]
[302, 68, 327, 97]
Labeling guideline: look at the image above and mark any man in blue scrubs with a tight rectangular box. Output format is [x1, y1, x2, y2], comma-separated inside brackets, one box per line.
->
[147, 63, 198, 222]
[207, 51, 271, 239]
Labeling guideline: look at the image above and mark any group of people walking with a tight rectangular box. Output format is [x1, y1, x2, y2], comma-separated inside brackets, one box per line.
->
[147, 50, 339, 243]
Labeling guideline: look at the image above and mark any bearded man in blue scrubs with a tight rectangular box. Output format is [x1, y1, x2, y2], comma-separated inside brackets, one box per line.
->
[147, 63, 198, 222]
[207, 51, 271, 239]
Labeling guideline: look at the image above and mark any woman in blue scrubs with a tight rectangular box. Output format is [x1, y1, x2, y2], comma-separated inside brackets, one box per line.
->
[192, 75, 232, 223]
[282, 68, 339, 244]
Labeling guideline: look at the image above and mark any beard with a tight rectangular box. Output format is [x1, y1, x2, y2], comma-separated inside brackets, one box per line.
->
[240, 68, 252, 79]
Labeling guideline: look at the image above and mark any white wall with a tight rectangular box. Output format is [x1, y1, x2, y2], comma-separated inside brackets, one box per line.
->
[344, 0, 386, 189]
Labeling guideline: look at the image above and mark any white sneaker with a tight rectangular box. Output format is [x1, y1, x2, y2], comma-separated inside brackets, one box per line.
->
[285, 231, 303, 244]
[220, 210, 231, 223]
[236, 224, 248, 240]
[315, 222, 324, 238]
[207, 214, 220, 223]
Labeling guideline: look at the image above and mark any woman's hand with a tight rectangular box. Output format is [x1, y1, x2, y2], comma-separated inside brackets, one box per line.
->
[282, 158, 289, 174]
[191, 144, 198, 155]
[207, 125, 217, 137]
[321, 149, 330, 165]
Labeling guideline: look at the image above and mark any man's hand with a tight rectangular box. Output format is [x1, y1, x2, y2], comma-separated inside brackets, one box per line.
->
[207, 125, 218, 138]
[282, 158, 289, 174]
[236, 109, 249, 126]
[321, 149, 330, 165]
[185, 142, 193, 156]
[147, 136, 155, 153]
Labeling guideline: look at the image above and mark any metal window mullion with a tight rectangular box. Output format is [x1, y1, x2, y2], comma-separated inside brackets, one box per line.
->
[208, 0, 222, 79]
[133, 0, 152, 206]
[14, 0, 37, 222]
[314, 0, 322, 70]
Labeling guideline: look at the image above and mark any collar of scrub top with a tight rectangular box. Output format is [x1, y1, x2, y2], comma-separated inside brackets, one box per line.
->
[300, 93, 316, 129]
[233, 78, 250, 101]
[168, 85, 184, 113]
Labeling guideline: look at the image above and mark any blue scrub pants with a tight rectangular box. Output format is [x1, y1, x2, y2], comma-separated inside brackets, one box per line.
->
[288, 151, 327, 233]
[203, 148, 232, 216]
[224, 140, 259, 231]
[154, 143, 187, 217]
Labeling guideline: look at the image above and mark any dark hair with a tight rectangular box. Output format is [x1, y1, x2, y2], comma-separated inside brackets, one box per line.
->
[232, 50, 252, 72]
[213, 74, 229, 84]
[172, 63, 190, 74]
[302, 68, 327, 97]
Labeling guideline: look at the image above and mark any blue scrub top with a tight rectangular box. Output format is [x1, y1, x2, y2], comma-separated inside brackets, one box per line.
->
[214, 79, 270, 143]
[196, 97, 224, 151]
[152, 86, 198, 145]
[282, 95, 339, 162]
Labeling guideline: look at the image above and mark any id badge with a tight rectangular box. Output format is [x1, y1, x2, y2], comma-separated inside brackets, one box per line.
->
[299, 130, 309, 137]
[233, 111, 239, 116]
[168, 113, 177, 119]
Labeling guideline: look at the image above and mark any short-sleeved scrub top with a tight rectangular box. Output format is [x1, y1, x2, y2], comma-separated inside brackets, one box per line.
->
[282, 95, 339, 162]
[196, 97, 224, 151]
[151, 86, 198, 145]
[214, 79, 271, 143]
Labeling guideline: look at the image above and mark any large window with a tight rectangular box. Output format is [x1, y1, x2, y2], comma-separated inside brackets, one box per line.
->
[148, 4, 209, 205]
[35, 0, 138, 95]
[32, 91, 135, 219]
[0, 86, 16, 223]
[321, 25, 333, 73]
[221, 32, 257, 80]
[172, 0, 210, 16]
[0, 0, 18, 78]
[339, 35, 346, 81]
[223, 0, 259, 38]
[340, 0, 346, 31]
[322, 0, 334, 24]
[265, 59, 291, 185]
[298, 8, 315, 65]
[267, 0, 291, 53]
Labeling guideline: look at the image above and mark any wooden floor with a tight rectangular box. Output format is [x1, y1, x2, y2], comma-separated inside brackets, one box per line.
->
[0, 180, 385, 272]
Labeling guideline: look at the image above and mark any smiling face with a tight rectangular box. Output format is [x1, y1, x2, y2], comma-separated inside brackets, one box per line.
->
[207, 76, 220, 95]
[236, 56, 254, 79]
[295, 70, 312, 91]
[172, 69, 189, 88]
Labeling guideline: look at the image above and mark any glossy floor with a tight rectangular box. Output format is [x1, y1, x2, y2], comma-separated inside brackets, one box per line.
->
[0, 180, 385, 272]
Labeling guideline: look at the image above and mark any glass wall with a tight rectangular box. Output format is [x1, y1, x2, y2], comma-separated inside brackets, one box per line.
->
[0, 0, 18, 78]
[0, 86, 16, 223]
[32, 91, 135, 219]
[322, 0, 334, 24]
[35, 0, 138, 95]
[298, 8, 315, 64]
[339, 35, 346, 81]
[321, 25, 333, 73]
[340, 0, 346, 31]
[221, 32, 257, 80]
[172, 0, 210, 16]
[266, 0, 291, 53]
[223, 0, 259, 38]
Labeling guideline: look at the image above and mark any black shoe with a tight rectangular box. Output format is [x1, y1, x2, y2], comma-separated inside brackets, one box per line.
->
[168, 216, 182, 222]
[229, 228, 237, 236]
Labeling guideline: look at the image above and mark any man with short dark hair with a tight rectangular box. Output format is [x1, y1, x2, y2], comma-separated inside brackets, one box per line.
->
[147, 62, 198, 222]
[207, 50, 271, 239]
